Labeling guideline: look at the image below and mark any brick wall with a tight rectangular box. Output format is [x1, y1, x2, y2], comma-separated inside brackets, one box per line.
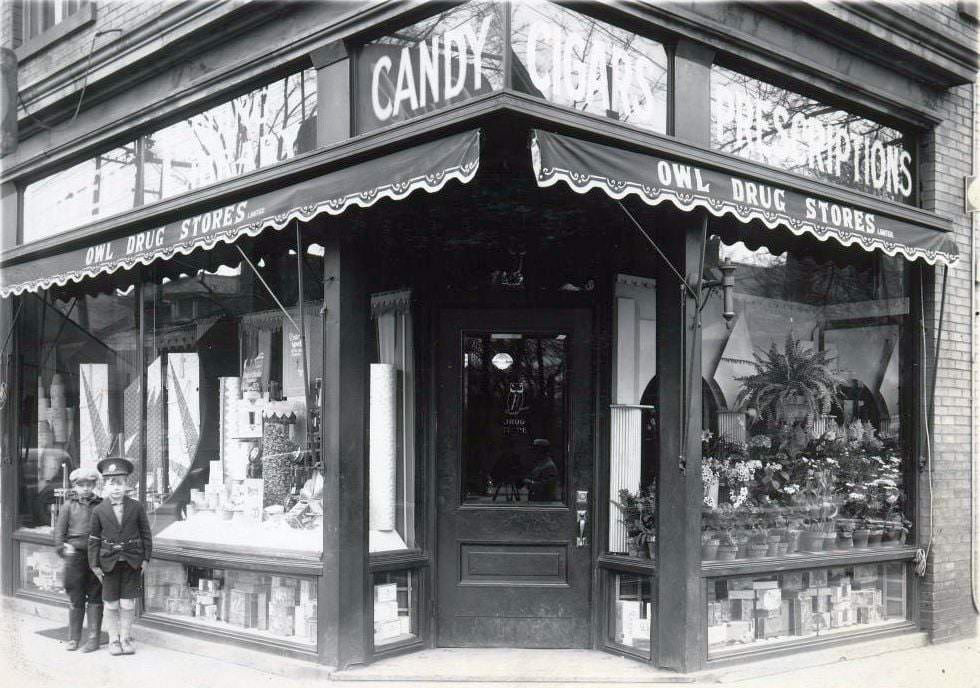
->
[917, 58, 978, 641]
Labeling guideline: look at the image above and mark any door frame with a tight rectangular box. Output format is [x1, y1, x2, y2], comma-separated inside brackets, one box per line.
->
[425, 294, 604, 650]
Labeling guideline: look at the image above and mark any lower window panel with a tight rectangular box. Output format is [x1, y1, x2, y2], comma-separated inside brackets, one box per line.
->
[144, 560, 317, 648]
[19, 541, 67, 597]
[707, 562, 907, 658]
[609, 572, 653, 657]
[373, 570, 417, 648]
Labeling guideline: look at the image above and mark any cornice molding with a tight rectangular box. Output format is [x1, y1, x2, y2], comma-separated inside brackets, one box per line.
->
[756, 1, 978, 88]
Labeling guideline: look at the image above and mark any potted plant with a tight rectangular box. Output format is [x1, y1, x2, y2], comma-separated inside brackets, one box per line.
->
[716, 531, 738, 561]
[615, 485, 656, 558]
[735, 332, 844, 429]
[701, 530, 720, 560]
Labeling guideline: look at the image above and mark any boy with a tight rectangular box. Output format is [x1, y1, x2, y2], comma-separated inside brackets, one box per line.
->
[88, 457, 152, 656]
[55, 466, 103, 651]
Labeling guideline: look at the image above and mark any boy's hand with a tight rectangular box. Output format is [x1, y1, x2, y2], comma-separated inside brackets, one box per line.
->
[62, 543, 76, 556]
[140, 560, 149, 573]
[93, 568, 104, 582]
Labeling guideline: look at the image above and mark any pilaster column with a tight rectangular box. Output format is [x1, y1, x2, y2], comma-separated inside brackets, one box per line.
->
[311, 40, 351, 148]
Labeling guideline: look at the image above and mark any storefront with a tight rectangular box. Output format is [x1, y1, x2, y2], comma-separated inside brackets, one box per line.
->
[0, 0, 973, 674]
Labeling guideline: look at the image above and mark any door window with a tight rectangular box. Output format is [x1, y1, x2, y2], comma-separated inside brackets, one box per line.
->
[461, 333, 567, 504]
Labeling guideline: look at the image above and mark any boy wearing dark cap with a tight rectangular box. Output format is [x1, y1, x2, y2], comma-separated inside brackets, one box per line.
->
[55, 466, 104, 651]
[88, 457, 152, 656]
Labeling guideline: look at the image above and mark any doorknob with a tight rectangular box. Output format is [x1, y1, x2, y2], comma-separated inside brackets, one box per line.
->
[576, 509, 588, 547]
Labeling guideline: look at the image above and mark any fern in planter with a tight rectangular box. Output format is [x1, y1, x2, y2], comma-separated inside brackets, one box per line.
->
[735, 332, 844, 427]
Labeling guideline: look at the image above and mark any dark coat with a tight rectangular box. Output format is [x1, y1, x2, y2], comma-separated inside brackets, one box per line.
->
[87, 496, 153, 572]
[54, 494, 102, 553]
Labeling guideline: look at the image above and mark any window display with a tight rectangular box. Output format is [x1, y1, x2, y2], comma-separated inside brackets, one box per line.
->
[142, 250, 324, 557]
[373, 570, 416, 647]
[609, 573, 653, 656]
[19, 542, 67, 596]
[16, 290, 140, 534]
[143, 560, 317, 647]
[707, 563, 907, 656]
[700, 241, 911, 560]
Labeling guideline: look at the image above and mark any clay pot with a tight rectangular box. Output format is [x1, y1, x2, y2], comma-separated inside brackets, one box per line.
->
[748, 543, 769, 559]
[785, 530, 801, 554]
[716, 545, 737, 561]
[868, 529, 883, 547]
[852, 529, 870, 549]
[836, 533, 853, 550]
[701, 540, 720, 560]
[823, 534, 838, 551]
[800, 532, 823, 552]
[775, 542, 789, 556]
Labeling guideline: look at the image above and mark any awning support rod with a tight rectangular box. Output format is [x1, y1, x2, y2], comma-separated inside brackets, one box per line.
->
[236, 245, 301, 334]
[616, 200, 700, 301]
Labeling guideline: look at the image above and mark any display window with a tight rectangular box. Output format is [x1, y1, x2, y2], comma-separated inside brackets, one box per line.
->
[707, 563, 907, 657]
[142, 248, 324, 558]
[143, 560, 317, 647]
[19, 541, 67, 597]
[15, 289, 141, 534]
[372, 569, 417, 648]
[699, 238, 912, 562]
[608, 572, 653, 657]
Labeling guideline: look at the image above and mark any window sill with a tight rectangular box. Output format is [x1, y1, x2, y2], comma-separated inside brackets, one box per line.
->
[597, 553, 657, 575]
[368, 549, 429, 572]
[139, 612, 318, 657]
[701, 545, 918, 577]
[15, 3, 96, 63]
[153, 542, 321, 576]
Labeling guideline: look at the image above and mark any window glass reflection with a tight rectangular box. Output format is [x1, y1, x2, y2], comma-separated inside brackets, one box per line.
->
[143, 70, 317, 204]
[23, 143, 139, 243]
[511, 2, 668, 134]
[462, 333, 566, 504]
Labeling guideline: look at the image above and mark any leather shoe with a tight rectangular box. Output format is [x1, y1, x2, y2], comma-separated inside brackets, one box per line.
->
[108, 640, 123, 656]
[120, 637, 135, 655]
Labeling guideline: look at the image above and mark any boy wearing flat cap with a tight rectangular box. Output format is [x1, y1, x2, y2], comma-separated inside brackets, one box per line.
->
[55, 465, 103, 651]
[88, 457, 152, 656]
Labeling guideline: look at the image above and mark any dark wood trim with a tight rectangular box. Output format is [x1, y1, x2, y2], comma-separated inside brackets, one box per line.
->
[138, 613, 319, 660]
[14, 589, 69, 606]
[13, 2, 95, 64]
[597, 554, 657, 576]
[0, 295, 18, 596]
[705, 622, 920, 666]
[2, 91, 952, 270]
[11, 529, 55, 545]
[367, 550, 430, 573]
[151, 544, 322, 577]
[700, 547, 919, 578]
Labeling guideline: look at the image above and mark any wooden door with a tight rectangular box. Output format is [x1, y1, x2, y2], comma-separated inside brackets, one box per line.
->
[435, 307, 594, 648]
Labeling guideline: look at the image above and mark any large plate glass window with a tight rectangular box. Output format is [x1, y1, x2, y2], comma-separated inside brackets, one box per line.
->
[711, 65, 914, 204]
[14, 289, 140, 535]
[511, 3, 668, 134]
[142, 246, 323, 559]
[356, 1, 505, 134]
[699, 237, 912, 562]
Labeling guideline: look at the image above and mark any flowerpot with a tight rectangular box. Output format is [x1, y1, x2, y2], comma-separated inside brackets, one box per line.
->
[716, 545, 737, 561]
[647, 540, 657, 559]
[775, 542, 789, 556]
[884, 528, 902, 546]
[799, 532, 819, 552]
[852, 529, 870, 549]
[766, 542, 780, 557]
[786, 530, 801, 554]
[701, 540, 720, 560]
[868, 530, 883, 547]
[627, 544, 642, 559]
[747, 544, 769, 559]
[836, 533, 853, 550]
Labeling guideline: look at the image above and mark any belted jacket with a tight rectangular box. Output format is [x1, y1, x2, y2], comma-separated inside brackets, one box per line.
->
[87, 496, 153, 572]
[54, 493, 102, 554]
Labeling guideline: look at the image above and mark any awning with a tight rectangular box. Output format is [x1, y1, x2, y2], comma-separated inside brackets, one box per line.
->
[0, 130, 481, 297]
[531, 130, 959, 266]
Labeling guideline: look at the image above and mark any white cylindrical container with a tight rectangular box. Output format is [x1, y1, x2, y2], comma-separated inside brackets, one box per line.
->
[369, 364, 398, 533]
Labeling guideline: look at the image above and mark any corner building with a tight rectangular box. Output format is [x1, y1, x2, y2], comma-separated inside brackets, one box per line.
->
[0, 0, 976, 672]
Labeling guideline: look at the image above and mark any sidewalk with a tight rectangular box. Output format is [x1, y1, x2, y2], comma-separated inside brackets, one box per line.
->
[1, 600, 977, 687]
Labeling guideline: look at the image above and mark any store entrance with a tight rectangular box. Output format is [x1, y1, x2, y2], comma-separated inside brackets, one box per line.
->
[435, 307, 594, 648]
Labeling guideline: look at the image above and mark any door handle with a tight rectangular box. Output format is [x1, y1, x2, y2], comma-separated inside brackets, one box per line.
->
[576, 509, 588, 547]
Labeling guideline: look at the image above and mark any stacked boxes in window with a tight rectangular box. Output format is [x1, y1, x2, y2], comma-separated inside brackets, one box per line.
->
[374, 582, 405, 642]
[269, 576, 297, 637]
[850, 564, 885, 625]
[25, 550, 63, 593]
[294, 579, 317, 640]
[226, 571, 267, 630]
[144, 561, 187, 614]
[195, 578, 221, 621]
[752, 581, 783, 639]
